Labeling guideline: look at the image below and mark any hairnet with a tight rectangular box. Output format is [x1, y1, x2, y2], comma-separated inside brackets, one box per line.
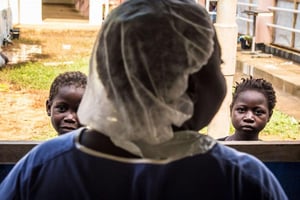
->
[78, 0, 216, 158]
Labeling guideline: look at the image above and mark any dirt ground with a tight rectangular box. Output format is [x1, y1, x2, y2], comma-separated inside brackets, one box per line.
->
[0, 27, 298, 141]
[0, 28, 98, 140]
[0, 88, 51, 140]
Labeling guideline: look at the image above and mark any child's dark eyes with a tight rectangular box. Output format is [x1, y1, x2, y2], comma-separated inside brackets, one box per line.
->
[254, 109, 266, 116]
[236, 107, 266, 116]
[236, 107, 245, 113]
[54, 104, 68, 113]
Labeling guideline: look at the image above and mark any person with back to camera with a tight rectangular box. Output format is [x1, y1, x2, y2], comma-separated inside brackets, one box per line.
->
[0, 0, 287, 199]
[46, 71, 87, 135]
[218, 76, 276, 141]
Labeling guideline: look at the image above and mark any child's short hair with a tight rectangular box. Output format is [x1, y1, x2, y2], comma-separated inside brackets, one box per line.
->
[48, 71, 87, 102]
[230, 76, 276, 113]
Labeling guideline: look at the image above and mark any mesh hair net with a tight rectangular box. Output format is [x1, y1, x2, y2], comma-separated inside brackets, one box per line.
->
[78, 0, 216, 158]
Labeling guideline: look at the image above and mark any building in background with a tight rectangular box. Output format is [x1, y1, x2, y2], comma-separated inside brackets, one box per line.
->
[1, 0, 299, 53]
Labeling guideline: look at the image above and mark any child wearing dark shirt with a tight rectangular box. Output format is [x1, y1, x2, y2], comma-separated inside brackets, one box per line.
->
[218, 77, 276, 141]
[46, 71, 87, 135]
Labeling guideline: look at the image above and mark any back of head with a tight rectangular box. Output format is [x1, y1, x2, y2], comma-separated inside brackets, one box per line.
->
[78, 0, 225, 158]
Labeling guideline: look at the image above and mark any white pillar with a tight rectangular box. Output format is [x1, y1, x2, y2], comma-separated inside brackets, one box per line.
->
[89, 0, 103, 25]
[9, 0, 19, 25]
[19, 0, 42, 24]
[104, 0, 109, 18]
[207, 0, 237, 139]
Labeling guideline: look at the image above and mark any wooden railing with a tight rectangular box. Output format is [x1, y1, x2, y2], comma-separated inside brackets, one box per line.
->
[0, 141, 40, 164]
[1, 141, 299, 163]
[267, 5, 300, 51]
[0, 141, 299, 199]
[222, 141, 300, 162]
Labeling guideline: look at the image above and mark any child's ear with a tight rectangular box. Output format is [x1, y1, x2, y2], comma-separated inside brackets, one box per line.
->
[46, 100, 51, 116]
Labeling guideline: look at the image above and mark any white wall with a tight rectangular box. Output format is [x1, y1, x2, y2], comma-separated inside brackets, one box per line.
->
[90, 0, 103, 25]
[19, 0, 42, 24]
[9, 0, 19, 25]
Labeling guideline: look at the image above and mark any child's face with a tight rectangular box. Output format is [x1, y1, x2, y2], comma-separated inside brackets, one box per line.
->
[46, 85, 85, 135]
[231, 90, 270, 138]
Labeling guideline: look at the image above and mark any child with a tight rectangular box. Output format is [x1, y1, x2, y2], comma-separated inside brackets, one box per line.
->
[46, 71, 87, 135]
[218, 76, 276, 141]
[0, 1, 287, 199]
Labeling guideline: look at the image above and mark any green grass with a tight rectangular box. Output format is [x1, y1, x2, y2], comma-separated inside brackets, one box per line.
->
[0, 58, 89, 90]
[262, 111, 300, 140]
[0, 58, 90, 141]
[0, 58, 299, 140]
[200, 110, 299, 140]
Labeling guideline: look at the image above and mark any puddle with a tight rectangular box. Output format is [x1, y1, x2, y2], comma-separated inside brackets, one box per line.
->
[264, 64, 278, 69]
[279, 61, 293, 65]
[4, 44, 42, 64]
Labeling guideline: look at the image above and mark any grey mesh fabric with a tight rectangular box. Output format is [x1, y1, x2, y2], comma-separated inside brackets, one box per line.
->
[78, 0, 216, 158]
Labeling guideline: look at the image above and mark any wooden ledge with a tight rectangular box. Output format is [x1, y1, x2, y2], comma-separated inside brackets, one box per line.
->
[221, 141, 300, 162]
[0, 141, 299, 163]
[0, 141, 40, 164]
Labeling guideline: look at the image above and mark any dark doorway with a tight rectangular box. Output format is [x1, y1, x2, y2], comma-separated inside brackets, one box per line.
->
[42, 3, 88, 22]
